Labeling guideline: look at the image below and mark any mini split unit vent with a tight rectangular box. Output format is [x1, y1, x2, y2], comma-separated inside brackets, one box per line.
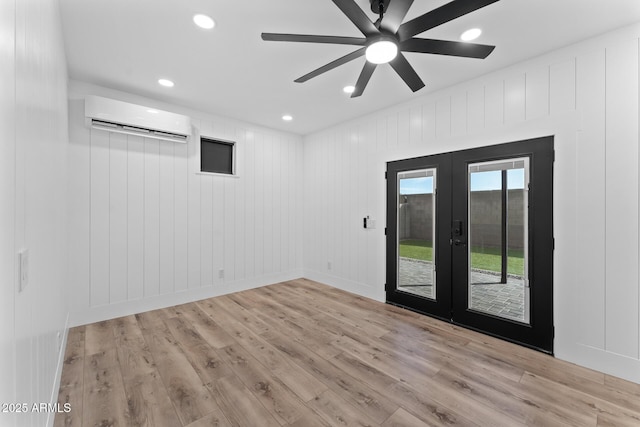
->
[84, 95, 192, 143]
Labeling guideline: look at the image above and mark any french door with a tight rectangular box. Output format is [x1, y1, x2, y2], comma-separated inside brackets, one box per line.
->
[386, 137, 554, 353]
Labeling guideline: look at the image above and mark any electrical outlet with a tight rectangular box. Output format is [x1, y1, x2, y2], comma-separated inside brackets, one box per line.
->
[18, 249, 29, 292]
[218, 269, 224, 279]
[327, 261, 332, 270]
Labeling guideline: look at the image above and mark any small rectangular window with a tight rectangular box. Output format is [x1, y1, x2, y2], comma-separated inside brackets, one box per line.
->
[200, 137, 234, 175]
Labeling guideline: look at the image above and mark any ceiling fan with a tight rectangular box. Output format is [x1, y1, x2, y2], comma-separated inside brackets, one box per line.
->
[261, 0, 500, 97]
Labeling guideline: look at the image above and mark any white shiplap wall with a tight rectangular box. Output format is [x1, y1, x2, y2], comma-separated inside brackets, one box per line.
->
[0, 0, 17, 422]
[303, 23, 640, 383]
[1, 0, 70, 426]
[68, 81, 304, 326]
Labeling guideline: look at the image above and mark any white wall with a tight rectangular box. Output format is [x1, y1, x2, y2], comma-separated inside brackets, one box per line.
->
[0, 0, 71, 426]
[67, 81, 304, 326]
[0, 0, 17, 423]
[303, 23, 640, 384]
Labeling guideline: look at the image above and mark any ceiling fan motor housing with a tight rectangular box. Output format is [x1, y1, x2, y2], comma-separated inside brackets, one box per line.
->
[370, 0, 390, 14]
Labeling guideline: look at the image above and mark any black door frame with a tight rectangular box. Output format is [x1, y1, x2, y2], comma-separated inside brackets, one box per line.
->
[386, 136, 554, 354]
[386, 152, 452, 321]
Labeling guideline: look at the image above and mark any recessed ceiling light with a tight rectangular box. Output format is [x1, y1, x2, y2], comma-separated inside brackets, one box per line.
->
[146, 109, 159, 114]
[193, 14, 215, 30]
[343, 85, 355, 94]
[282, 115, 293, 121]
[158, 78, 174, 88]
[460, 28, 482, 42]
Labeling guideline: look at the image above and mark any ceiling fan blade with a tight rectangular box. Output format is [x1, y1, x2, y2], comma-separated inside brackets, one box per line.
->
[350, 62, 377, 98]
[389, 52, 425, 92]
[379, 0, 415, 34]
[398, 0, 500, 41]
[331, 0, 379, 37]
[261, 33, 367, 46]
[401, 38, 495, 58]
[295, 47, 366, 83]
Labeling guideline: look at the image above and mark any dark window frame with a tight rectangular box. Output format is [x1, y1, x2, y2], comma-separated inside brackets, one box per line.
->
[199, 136, 236, 175]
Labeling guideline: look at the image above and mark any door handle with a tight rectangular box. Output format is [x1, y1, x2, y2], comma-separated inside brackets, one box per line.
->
[453, 239, 466, 247]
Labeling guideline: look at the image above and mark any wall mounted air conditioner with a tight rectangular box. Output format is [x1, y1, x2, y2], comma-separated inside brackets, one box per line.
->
[84, 95, 192, 143]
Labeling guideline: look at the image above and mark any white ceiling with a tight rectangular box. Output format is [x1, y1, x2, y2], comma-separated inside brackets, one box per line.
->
[59, 0, 640, 135]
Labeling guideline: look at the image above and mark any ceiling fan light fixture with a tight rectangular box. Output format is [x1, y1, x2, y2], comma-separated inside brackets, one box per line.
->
[460, 28, 482, 41]
[365, 37, 398, 64]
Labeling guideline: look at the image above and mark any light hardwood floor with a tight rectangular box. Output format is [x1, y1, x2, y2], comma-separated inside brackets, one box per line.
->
[55, 279, 640, 426]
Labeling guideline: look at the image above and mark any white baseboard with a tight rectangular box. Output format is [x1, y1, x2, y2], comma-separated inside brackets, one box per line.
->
[69, 270, 304, 327]
[46, 312, 70, 427]
[303, 269, 385, 302]
[556, 342, 640, 384]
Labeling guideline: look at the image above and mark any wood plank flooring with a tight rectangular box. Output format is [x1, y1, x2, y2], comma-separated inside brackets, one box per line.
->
[54, 279, 640, 426]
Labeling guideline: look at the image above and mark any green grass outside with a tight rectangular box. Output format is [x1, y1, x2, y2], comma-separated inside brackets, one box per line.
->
[399, 239, 524, 275]
[399, 239, 434, 261]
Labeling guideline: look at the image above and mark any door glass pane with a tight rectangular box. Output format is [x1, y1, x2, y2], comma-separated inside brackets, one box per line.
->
[468, 158, 530, 323]
[397, 169, 436, 299]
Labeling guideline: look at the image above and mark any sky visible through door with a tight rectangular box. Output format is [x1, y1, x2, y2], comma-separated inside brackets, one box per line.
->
[400, 169, 524, 195]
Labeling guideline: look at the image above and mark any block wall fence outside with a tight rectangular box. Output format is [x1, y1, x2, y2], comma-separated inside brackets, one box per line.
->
[302, 23, 640, 384]
[401, 191, 525, 249]
[399, 194, 434, 241]
[67, 80, 304, 326]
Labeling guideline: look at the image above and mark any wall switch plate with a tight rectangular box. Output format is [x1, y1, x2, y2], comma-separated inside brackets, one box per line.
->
[218, 269, 224, 279]
[327, 261, 332, 270]
[363, 216, 376, 229]
[19, 249, 29, 292]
